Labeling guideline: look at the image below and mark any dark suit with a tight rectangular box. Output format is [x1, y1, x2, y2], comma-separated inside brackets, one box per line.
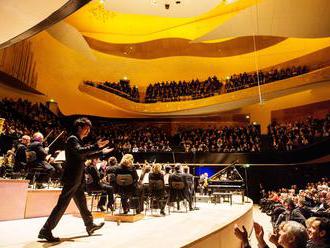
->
[149, 173, 166, 211]
[182, 172, 194, 209]
[28, 141, 55, 174]
[85, 166, 114, 207]
[168, 171, 186, 203]
[14, 143, 27, 172]
[43, 135, 101, 230]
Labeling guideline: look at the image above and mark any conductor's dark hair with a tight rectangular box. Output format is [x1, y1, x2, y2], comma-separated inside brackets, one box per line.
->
[73, 117, 92, 133]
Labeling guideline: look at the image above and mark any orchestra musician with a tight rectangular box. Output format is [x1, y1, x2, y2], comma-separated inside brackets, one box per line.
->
[148, 163, 166, 215]
[113, 154, 140, 214]
[85, 159, 115, 212]
[199, 172, 209, 195]
[38, 117, 112, 242]
[14, 135, 30, 173]
[168, 164, 186, 210]
[182, 165, 194, 211]
[28, 132, 56, 185]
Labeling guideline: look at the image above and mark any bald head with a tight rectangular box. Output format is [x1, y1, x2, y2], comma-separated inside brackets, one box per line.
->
[21, 135, 31, 145]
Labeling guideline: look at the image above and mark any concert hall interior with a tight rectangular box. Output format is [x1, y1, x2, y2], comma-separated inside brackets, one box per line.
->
[0, 0, 330, 248]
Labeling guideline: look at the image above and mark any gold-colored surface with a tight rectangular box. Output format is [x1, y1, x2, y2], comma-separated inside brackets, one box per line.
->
[66, 0, 260, 43]
[104, 213, 144, 223]
[84, 36, 286, 59]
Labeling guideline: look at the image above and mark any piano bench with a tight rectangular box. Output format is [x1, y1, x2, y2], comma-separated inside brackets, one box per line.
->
[212, 192, 233, 205]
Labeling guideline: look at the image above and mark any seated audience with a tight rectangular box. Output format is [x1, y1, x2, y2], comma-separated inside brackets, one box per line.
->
[145, 76, 222, 103]
[225, 66, 308, 93]
[306, 217, 330, 248]
[235, 221, 308, 248]
[178, 125, 261, 153]
[85, 80, 140, 102]
[268, 114, 330, 151]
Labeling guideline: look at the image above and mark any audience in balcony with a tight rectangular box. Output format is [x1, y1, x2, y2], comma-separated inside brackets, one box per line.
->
[84, 80, 140, 102]
[84, 65, 308, 103]
[0, 98, 64, 142]
[268, 114, 330, 151]
[225, 66, 308, 93]
[91, 125, 172, 153]
[178, 125, 261, 153]
[145, 76, 222, 103]
[1, 99, 329, 156]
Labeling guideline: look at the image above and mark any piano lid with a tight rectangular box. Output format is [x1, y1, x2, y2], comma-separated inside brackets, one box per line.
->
[209, 162, 244, 182]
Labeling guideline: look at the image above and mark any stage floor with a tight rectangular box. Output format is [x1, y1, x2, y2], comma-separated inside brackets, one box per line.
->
[0, 197, 252, 248]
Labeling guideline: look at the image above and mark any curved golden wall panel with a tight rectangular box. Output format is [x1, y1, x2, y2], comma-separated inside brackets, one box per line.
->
[84, 36, 286, 59]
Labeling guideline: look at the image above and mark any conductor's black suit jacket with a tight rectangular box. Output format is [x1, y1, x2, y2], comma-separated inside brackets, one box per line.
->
[62, 135, 100, 185]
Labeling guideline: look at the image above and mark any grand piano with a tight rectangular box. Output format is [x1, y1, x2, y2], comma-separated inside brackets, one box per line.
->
[207, 163, 245, 203]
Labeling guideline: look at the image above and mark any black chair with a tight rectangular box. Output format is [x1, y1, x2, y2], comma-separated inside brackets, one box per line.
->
[26, 150, 49, 189]
[116, 174, 133, 186]
[146, 179, 166, 215]
[115, 174, 139, 214]
[87, 190, 104, 213]
[169, 181, 188, 213]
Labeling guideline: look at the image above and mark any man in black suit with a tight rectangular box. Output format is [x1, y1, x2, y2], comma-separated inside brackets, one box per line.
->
[28, 132, 56, 176]
[13, 135, 30, 172]
[38, 117, 112, 242]
[168, 164, 186, 210]
[182, 165, 194, 211]
[85, 159, 114, 211]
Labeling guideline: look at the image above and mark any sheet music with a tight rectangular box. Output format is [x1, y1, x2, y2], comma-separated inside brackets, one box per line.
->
[54, 150, 65, 163]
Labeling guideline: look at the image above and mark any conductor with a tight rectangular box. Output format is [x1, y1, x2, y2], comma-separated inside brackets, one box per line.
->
[38, 117, 113, 242]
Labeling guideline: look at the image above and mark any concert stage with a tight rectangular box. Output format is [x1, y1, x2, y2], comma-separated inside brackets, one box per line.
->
[0, 195, 253, 248]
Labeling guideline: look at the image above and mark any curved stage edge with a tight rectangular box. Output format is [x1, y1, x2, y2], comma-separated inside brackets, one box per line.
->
[0, 185, 253, 248]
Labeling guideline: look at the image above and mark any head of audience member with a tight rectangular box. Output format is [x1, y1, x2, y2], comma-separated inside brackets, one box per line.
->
[277, 221, 308, 248]
[307, 217, 330, 244]
[183, 165, 190, 174]
[108, 156, 117, 167]
[33, 132, 44, 142]
[284, 198, 296, 211]
[143, 163, 151, 173]
[120, 154, 134, 168]
[73, 117, 92, 139]
[174, 163, 182, 173]
[134, 162, 141, 170]
[165, 165, 171, 174]
[152, 163, 162, 174]
[20, 135, 31, 146]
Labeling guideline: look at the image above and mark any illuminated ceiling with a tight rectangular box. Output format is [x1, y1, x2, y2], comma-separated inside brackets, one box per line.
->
[0, 0, 329, 118]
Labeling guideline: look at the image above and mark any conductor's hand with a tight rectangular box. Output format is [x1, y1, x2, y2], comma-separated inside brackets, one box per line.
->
[102, 147, 114, 154]
[97, 139, 109, 148]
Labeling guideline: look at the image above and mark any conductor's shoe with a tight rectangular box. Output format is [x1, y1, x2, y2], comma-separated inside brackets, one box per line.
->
[38, 228, 60, 242]
[86, 222, 105, 236]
